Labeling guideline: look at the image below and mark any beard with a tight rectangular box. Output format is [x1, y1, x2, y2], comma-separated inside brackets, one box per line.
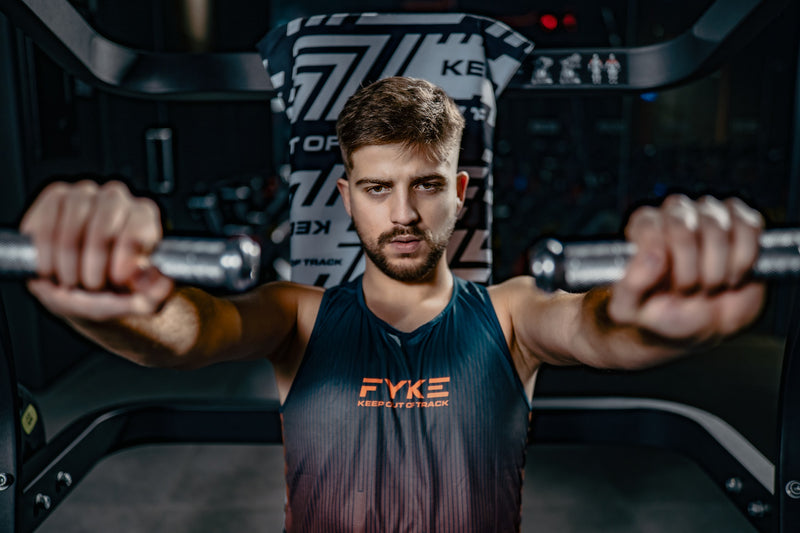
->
[355, 221, 455, 282]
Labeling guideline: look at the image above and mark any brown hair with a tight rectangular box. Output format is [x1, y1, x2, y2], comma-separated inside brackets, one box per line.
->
[336, 77, 465, 173]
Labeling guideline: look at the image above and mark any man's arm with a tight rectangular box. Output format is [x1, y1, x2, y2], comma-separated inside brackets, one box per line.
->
[20, 180, 320, 381]
[492, 195, 766, 377]
[53, 282, 320, 371]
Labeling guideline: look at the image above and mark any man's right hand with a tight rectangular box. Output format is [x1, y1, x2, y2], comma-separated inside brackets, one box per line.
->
[20, 180, 174, 322]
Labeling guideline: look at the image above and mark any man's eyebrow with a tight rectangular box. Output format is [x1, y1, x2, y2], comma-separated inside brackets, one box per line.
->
[353, 174, 447, 187]
[354, 177, 392, 187]
[411, 174, 447, 185]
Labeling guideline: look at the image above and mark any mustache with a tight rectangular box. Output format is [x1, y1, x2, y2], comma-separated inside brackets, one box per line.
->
[377, 227, 427, 247]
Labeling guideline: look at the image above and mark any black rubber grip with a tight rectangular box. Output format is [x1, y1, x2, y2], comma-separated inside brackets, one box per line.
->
[0, 231, 261, 291]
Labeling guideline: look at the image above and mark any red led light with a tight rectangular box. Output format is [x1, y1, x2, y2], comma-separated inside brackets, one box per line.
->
[562, 13, 577, 29]
[539, 14, 558, 31]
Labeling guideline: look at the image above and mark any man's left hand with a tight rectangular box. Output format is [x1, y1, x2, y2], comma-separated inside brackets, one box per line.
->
[608, 194, 766, 345]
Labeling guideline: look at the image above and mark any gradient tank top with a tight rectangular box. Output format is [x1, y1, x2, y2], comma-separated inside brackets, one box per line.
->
[281, 276, 532, 532]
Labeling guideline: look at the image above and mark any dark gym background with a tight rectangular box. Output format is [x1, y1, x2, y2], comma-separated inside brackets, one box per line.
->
[0, 0, 798, 531]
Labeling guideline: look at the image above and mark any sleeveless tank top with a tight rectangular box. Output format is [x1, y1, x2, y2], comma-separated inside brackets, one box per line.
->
[281, 276, 532, 532]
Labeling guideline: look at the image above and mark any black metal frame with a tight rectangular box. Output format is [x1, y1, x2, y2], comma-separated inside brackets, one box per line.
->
[8, 394, 780, 533]
[777, 291, 800, 533]
[0, 0, 792, 99]
[0, 296, 21, 533]
[19, 400, 282, 532]
[0, 0, 797, 531]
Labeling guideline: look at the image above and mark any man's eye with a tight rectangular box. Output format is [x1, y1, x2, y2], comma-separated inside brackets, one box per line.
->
[417, 182, 442, 191]
[367, 185, 387, 194]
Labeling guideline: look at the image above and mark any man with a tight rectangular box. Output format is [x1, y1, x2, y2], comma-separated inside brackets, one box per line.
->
[21, 77, 765, 532]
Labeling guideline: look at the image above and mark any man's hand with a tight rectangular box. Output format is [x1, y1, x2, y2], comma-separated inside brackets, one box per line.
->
[20, 180, 174, 322]
[608, 194, 766, 345]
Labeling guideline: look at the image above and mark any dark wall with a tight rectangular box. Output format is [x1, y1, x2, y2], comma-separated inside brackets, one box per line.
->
[489, 1, 800, 335]
[0, 3, 283, 389]
[0, 13, 94, 390]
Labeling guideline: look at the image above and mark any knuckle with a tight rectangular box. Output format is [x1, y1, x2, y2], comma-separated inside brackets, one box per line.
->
[625, 207, 661, 239]
[698, 196, 731, 230]
[135, 197, 160, 218]
[64, 182, 99, 210]
[74, 179, 100, 193]
[102, 179, 131, 194]
[665, 203, 699, 232]
[630, 206, 660, 225]
[134, 199, 163, 238]
[663, 193, 692, 208]
[23, 184, 67, 232]
[726, 198, 764, 229]
[67, 184, 97, 204]
[42, 181, 70, 198]
[99, 181, 132, 203]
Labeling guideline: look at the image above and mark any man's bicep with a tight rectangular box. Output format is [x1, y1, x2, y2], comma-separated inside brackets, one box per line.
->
[498, 276, 588, 368]
[226, 281, 322, 366]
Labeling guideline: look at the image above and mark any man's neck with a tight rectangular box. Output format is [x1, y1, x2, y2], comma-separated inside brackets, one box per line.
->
[361, 259, 454, 333]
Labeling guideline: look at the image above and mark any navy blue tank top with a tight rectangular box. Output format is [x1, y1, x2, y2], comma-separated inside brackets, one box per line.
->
[281, 276, 532, 532]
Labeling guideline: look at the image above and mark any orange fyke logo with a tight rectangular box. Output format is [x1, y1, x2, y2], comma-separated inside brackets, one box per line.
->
[358, 377, 451, 408]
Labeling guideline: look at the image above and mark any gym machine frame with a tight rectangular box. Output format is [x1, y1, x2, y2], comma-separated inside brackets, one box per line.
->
[0, 0, 797, 531]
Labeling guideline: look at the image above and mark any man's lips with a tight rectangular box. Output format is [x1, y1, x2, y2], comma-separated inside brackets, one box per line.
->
[387, 235, 422, 253]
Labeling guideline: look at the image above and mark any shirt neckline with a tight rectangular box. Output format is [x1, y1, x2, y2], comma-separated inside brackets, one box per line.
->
[356, 274, 459, 339]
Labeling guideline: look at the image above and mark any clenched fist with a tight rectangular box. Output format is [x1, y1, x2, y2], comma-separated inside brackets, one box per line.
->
[20, 180, 174, 321]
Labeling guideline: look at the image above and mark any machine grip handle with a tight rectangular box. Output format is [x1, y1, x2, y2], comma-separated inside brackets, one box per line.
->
[0, 231, 261, 291]
[531, 228, 800, 292]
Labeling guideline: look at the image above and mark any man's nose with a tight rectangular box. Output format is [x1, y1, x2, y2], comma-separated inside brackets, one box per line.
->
[390, 190, 420, 226]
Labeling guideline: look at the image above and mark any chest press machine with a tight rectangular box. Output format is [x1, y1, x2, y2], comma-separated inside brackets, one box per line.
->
[0, 0, 798, 531]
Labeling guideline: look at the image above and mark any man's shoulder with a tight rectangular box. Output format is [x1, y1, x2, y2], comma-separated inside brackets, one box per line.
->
[452, 275, 531, 303]
[240, 281, 325, 325]
[486, 276, 541, 317]
[294, 277, 363, 325]
[451, 275, 490, 300]
[488, 275, 538, 295]
[254, 280, 326, 300]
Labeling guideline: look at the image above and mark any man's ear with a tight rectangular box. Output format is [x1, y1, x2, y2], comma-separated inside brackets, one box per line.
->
[455, 171, 469, 208]
[337, 178, 352, 217]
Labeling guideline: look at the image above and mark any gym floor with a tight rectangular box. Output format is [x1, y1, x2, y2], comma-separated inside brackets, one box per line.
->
[31, 343, 772, 533]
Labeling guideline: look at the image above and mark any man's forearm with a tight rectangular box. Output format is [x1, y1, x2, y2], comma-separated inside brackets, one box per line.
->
[64, 287, 235, 369]
[575, 287, 718, 370]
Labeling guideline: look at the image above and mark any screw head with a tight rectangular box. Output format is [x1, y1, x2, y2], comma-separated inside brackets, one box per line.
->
[56, 471, 73, 490]
[787, 480, 800, 499]
[725, 477, 743, 494]
[0, 473, 13, 491]
[747, 501, 771, 518]
[34, 493, 51, 514]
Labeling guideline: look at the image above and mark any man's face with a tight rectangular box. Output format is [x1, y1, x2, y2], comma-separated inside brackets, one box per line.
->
[337, 143, 468, 282]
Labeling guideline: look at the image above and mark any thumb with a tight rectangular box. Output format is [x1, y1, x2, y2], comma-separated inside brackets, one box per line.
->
[129, 265, 175, 312]
[607, 248, 667, 324]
